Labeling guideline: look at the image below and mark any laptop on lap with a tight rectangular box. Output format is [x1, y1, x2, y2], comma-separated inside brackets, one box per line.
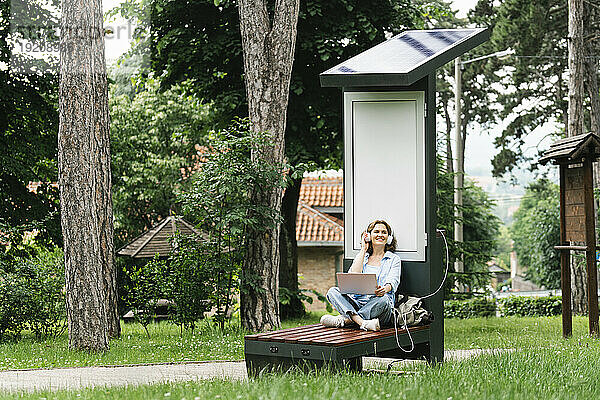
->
[336, 273, 377, 295]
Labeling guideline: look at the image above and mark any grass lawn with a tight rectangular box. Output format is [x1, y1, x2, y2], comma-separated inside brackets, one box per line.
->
[2, 314, 600, 399]
[0, 314, 596, 370]
[0, 313, 321, 370]
[3, 336, 600, 399]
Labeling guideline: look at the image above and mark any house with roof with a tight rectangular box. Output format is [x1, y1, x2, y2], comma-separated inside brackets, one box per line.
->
[296, 171, 344, 311]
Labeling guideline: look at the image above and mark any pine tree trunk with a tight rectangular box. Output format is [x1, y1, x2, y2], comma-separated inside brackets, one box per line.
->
[59, 0, 117, 350]
[584, 1, 600, 259]
[279, 177, 303, 319]
[571, 254, 589, 315]
[568, 0, 588, 315]
[238, 0, 300, 332]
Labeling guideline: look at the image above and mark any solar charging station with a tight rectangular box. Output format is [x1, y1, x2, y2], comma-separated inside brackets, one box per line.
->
[320, 28, 490, 362]
[243, 29, 493, 373]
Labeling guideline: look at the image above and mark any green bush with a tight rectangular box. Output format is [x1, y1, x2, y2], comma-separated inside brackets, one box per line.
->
[163, 237, 219, 333]
[444, 298, 496, 319]
[126, 234, 241, 335]
[499, 296, 562, 317]
[0, 248, 65, 340]
[124, 256, 165, 338]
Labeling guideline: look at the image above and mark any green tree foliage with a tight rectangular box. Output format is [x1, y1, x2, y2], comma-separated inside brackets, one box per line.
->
[162, 238, 214, 334]
[437, 157, 501, 290]
[180, 120, 287, 241]
[494, 225, 513, 270]
[499, 295, 562, 317]
[471, 0, 599, 176]
[0, 0, 61, 248]
[125, 235, 241, 335]
[109, 78, 212, 245]
[487, 0, 569, 176]
[433, 1, 501, 175]
[179, 121, 287, 319]
[510, 179, 560, 289]
[146, 0, 426, 166]
[109, 0, 454, 317]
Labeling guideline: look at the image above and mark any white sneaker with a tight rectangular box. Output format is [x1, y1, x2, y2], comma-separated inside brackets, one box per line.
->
[320, 314, 345, 328]
[360, 318, 380, 331]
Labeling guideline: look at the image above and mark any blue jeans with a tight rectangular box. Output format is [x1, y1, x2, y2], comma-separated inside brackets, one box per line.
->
[326, 287, 393, 326]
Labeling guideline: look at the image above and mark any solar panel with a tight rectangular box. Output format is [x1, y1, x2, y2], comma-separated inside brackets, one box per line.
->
[320, 28, 489, 87]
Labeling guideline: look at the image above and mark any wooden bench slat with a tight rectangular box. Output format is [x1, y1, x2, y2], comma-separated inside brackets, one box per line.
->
[245, 324, 428, 347]
[296, 328, 381, 344]
[244, 324, 321, 339]
[253, 325, 326, 342]
[288, 328, 355, 343]
[325, 326, 427, 345]
[245, 324, 429, 347]
[276, 327, 342, 342]
[317, 329, 386, 345]
[290, 326, 420, 345]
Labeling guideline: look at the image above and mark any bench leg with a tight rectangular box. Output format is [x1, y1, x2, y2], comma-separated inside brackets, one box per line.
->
[343, 356, 363, 372]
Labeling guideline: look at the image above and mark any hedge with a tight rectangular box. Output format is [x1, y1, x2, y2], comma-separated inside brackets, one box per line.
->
[499, 296, 562, 317]
[444, 298, 496, 319]
[444, 296, 563, 319]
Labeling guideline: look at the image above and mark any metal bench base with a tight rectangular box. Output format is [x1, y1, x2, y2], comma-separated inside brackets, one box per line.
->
[244, 324, 431, 376]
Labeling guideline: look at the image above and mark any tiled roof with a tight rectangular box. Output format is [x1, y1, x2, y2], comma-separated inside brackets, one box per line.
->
[299, 175, 343, 207]
[296, 201, 343, 243]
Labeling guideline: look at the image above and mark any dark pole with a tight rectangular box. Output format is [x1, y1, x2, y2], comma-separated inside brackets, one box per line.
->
[583, 153, 599, 335]
[559, 166, 573, 338]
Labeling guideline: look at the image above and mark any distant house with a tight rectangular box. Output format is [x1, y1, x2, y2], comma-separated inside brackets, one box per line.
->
[296, 171, 344, 311]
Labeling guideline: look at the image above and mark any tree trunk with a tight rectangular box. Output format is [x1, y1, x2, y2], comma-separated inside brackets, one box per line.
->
[279, 177, 303, 319]
[568, 0, 588, 314]
[584, 0, 600, 253]
[568, 0, 585, 137]
[571, 254, 589, 315]
[59, 0, 117, 350]
[238, 0, 300, 332]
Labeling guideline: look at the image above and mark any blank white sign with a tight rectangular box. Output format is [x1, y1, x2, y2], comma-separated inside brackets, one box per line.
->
[344, 91, 425, 261]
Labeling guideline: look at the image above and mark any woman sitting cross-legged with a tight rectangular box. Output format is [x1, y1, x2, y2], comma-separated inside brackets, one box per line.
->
[320, 219, 401, 332]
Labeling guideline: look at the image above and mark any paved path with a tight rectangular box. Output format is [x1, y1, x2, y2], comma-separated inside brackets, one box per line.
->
[0, 349, 510, 393]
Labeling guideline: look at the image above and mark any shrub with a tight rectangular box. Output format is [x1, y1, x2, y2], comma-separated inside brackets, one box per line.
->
[124, 256, 165, 338]
[0, 247, 65, 340]
[444, 298, 496, 319]
[163, 237, 223, 333]
[180, 120, 287, 327]
[126, 234, 241, 335]
[499, 296, 562, 317]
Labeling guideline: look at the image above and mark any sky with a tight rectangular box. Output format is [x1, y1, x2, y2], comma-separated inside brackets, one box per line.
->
[451, 0, 480, 18]
[104, 0, 135, 65]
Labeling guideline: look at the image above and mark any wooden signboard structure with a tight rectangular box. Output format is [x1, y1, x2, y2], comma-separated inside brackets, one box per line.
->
[539, 132, 600, 337]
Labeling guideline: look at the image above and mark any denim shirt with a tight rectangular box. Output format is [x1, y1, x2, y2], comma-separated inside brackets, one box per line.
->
[359, 251, 402, 302]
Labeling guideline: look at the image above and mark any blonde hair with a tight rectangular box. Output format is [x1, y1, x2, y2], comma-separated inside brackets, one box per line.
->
[366, 219, 397, 255]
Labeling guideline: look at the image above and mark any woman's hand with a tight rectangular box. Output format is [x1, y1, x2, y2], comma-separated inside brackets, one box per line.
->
[375, 284, 391, 297]
[361, 231, 369, 250]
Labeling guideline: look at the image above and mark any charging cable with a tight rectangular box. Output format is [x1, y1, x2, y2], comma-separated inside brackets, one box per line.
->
[387, 228, 450, 371]
[419, 228, 450, 301]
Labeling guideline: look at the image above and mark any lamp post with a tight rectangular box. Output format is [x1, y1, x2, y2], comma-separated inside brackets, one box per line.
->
[454, 49, 514, 289]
